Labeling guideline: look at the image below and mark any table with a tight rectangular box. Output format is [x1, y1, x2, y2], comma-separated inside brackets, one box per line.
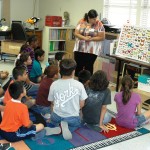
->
[109, 54, 150, 91]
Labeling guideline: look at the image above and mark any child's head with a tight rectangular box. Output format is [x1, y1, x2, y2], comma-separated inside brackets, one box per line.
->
[9, 81, 26, 99]
[12, 66, 27, 81]
[121, 75, 133, 105]
[78, 70, 91, 85]
[55, 52, 66, 61]
[89, 70, 109, 91]
[16, 52, 32, 67]
[59, 59, 77, 77]
[34, 49, 45, 62]
[27, 35, 38, 49]
[45, 65, 59, 78]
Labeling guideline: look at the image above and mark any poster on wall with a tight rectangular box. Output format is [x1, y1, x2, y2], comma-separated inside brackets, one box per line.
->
[115, 25, 150, 63]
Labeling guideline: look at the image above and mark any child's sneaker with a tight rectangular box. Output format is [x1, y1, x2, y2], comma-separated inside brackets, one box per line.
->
[0, 143, 11, 150]
[44, 127, 61, 136]
[31, 129, 46, 141]
[61, 121, 72, 140]
[41, 113, 51, 120]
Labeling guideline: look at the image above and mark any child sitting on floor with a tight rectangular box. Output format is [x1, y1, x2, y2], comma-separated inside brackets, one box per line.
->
[15, 52, 39, 99]
[34, 65, 59, 119]
[114, 75, 150, 129]
[82, 70, 112, 132]
[3, 66, 35, 108]
[0, 81, 45, 142]
[30, 49, 45, 83]
[78, 69, 91, 88]
[48, 59, 88, 140]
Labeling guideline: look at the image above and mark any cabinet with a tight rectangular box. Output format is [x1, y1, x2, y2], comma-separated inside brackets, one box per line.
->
[42, 26, 75, 62]
[26, 30, 42, 48]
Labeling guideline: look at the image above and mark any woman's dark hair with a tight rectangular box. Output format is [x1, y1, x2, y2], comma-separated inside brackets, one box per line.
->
[78, 70, 91, 84]
[9, 81, 24, 99]
[59, 59, 77, 76]
[55, 52, 66, 61]
[34, 49, 45, 60]
[89, 70, 109, 91]
[121, 75, 133, 105]
[84, 9, 98, 22]
[44, 65, 59, 78]
[16, 52, 30, 67]
[12, 66, 26, 80]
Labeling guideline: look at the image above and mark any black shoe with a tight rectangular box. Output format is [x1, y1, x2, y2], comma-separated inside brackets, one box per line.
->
[0, 143, 11, 150]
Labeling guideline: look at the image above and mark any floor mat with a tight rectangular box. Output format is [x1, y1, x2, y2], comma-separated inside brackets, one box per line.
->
[24, 135, 74, 150]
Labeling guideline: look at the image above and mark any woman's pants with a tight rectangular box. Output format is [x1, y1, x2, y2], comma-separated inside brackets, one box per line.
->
[74, 51, 97, 77]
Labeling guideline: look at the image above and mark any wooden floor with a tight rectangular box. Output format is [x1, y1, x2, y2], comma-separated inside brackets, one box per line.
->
[0, 140, 30, 150]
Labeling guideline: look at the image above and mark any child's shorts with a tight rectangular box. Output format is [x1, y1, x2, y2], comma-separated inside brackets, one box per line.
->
[0, 125, 36, 142]
[136, 115, 146, 127]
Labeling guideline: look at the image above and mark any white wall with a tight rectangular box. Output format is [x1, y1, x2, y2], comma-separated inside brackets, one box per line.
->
[10, 0, 39, 23]
[39, 0, 104, 27]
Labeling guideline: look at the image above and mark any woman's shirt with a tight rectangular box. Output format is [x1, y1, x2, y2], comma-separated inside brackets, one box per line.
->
[73, 19, 105, 56]
[114, 92, 141, 129]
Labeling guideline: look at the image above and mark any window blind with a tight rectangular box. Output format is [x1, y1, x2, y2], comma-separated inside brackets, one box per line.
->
[103, 0, 137, 26]
[140, 0, 150, 27]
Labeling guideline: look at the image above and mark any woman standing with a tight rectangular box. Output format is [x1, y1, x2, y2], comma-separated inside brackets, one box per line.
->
[74, 9, 105, 76]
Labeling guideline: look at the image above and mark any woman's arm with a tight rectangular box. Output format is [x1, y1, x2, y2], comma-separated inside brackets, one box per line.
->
[90, 31, 105, 41]
[74, 29, 91, 41]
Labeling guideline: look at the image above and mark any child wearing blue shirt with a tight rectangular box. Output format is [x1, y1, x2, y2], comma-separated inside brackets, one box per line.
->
[30, 49, 45, 83]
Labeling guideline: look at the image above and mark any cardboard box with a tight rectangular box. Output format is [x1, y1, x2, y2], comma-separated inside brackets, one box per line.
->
[138, 74, 150, 92]
[45, 16, 62, 27]
[1, 40, 24, 55]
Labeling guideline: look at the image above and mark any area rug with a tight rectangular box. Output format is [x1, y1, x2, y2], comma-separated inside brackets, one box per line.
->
[24, 118, 150, 150]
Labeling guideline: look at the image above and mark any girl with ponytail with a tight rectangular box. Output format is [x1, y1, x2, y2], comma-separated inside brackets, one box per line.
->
[115, 75, 150, 129]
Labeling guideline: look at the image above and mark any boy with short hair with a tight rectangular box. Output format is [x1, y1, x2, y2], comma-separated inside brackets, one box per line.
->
[0, 81, 44, 142]
[30, 49, 45, 83]
[3, 66, 35, 108]
[48, 59, 88, 140]
[78, 69, 91, 87]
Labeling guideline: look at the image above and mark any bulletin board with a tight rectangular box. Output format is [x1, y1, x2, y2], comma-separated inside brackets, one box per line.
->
[116, 25, 150, 63]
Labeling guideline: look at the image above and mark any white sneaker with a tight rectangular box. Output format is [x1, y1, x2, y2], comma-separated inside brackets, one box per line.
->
[44, 127, 61, 136]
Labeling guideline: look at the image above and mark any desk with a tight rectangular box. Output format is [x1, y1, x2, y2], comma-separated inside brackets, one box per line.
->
[0, 30, 11, 37]
[109, 54, 150, 91]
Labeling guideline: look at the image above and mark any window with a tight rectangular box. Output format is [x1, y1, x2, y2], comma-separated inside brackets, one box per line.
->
[103, 0, 150, 28]
[140, 0, 150, 27]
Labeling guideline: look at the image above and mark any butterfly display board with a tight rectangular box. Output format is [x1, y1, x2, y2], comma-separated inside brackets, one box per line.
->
[115, 25, 150, 63]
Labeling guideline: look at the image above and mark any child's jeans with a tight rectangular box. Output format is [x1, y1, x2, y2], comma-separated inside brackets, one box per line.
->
[31, 105, 51, 116]
[50, 112, 81, 132]
[27, 84, 39, 99]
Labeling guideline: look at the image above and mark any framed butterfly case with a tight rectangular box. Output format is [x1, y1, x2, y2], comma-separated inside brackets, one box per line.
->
[116, 25, 150, 63]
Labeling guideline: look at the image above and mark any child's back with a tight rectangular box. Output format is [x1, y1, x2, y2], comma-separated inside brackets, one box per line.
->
[115, 75, 150, 130]
[48, 59, 87, 140]
[115, 91, 141, 129]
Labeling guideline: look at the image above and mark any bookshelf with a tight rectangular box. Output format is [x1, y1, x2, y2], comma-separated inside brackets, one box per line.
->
[42, 26, 75, 62]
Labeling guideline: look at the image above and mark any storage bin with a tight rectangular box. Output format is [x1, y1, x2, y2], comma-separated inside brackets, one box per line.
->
[45, 16, 62, 27]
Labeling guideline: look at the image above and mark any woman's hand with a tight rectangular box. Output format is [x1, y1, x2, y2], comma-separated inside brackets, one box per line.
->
[84, 36, 92, 41]
[100, 124, 109, 133]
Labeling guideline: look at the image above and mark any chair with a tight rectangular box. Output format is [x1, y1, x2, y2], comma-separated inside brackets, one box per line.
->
[11, 22, 27, 41]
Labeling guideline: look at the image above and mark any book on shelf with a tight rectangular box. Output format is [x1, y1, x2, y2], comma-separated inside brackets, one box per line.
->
[49, 29, 74, 41]
[49, 41, 65, 51]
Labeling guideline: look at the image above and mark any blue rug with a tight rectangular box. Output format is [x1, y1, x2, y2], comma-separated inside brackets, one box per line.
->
[25, 135, 74, 150]
[24, 126, 150, 150]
